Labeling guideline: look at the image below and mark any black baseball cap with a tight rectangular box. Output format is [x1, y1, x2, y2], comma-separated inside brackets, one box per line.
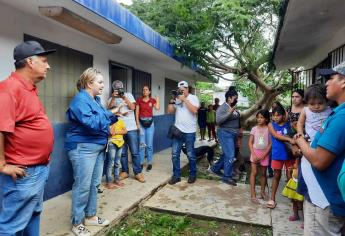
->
[13, 41, 56, 62]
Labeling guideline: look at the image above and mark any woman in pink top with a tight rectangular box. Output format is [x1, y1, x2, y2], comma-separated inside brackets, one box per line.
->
[135, 86, 160, 171]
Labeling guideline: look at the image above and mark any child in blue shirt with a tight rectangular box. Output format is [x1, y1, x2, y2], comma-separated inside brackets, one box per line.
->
[266, 105, 295, 209]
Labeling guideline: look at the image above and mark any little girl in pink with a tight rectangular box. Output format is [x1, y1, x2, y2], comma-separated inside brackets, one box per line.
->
[248, 109, 272, 204]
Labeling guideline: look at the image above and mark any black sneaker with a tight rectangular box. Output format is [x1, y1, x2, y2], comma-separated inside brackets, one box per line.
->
[187, 176, 196, 184]
[168, 177, 181, 185]
[146, 164, 152, 171]
[222, 179, 237, 186]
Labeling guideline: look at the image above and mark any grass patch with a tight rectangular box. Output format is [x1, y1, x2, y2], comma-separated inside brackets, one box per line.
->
[107, 208, 272, 236]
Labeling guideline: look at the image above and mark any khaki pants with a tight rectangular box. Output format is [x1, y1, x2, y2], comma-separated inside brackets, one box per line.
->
[304, 200, 345, 236]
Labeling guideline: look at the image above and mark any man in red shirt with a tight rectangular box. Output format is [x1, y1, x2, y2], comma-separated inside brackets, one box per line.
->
[0, 41, 55, 235]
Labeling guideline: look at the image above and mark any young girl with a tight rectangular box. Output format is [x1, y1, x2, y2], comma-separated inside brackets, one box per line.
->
[105, 117, 127, 189]
[248, 110, 272, 204]
[282, 158, 304, 221]
[266, 106, 295, 209]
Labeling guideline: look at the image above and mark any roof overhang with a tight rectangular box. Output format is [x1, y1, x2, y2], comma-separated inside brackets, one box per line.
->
[1, 0, 208, 82]
[273, 0, 345, 70]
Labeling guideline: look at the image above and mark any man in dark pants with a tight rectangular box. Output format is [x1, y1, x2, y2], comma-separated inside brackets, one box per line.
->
[167, 81, 200, 184]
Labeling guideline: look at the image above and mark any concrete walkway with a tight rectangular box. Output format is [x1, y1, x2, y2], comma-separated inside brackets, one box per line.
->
[41, 148, 188, 236]
[144, 179, 272, 226]
[41, 142, 303, 236]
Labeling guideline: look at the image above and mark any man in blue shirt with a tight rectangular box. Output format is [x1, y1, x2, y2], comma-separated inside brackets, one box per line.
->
[295, 62, 345, 235]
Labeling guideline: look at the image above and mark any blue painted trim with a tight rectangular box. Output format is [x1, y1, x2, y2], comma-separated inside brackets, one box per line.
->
[43, 114, 174, 200]
[72, 0, 177, 59]
[0, 114, 175, 205]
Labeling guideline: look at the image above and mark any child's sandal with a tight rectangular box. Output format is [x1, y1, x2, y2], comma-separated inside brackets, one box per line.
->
[265, 200, 277, 209]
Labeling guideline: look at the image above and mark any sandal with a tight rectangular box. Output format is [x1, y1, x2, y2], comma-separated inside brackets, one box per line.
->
[251, 197, 260, 204]
[265, 200, 277, 209]
[288, 215, 300, 221]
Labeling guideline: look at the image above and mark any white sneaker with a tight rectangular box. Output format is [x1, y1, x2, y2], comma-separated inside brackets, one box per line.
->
[84, 216, 110, 226]
[72, 224, 91, 236]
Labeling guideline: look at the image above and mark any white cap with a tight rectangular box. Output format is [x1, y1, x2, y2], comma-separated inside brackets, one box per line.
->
[178, 81, 188, 88]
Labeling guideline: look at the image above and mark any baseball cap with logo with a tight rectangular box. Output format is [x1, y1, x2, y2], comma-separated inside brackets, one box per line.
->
[13, 41, 56, 62]
[178, 81, 188, 88]
[318, 61, 345, 77]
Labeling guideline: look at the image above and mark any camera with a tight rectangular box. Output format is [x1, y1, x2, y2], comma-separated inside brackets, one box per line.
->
[117, 88, 125, 97]
[171, 89, 183, 99]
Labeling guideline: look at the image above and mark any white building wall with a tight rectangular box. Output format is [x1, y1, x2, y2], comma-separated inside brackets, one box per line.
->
[0, 3, 191, 115]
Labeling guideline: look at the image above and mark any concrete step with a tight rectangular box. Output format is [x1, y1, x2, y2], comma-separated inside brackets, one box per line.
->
[40, 148, 188, 236]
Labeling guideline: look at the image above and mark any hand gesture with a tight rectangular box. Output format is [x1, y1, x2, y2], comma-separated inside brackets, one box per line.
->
[294, 132, 303, 140]
[155, 95, 159, 101]
[0, 164, 27, 181]
[229, 106, 236, 113]
[177, 94, 186, 102]
[288, 138, 296, 144]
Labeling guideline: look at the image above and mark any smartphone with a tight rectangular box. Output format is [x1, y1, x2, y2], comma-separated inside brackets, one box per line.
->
[230, 99, 238, 107]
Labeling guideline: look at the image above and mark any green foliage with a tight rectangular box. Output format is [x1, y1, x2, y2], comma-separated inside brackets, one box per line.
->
[108, 210, 191, 236]
[195, 81, 214, 104]
[128, 0, 291, 123]
[129, 0, 280, 72]
[107, 209, 272, 236]
[234, 69, 292, 106]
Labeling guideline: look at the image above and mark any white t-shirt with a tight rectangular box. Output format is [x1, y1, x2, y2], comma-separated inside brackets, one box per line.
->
[108, 93, 137, 131]
[174, 94, 200, 133]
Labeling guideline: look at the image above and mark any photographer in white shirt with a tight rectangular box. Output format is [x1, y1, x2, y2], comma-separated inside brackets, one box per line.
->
[167, 81, 200, 184]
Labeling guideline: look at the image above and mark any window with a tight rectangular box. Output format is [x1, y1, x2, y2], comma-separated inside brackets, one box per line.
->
[109, 62, 128, 92]
[164, 78, 178, 113]
[132, 69, 151, 100]
[24, 35, 93, 122]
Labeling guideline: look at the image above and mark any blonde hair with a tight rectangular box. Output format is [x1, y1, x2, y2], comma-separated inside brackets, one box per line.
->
[77, 68, 101, 91]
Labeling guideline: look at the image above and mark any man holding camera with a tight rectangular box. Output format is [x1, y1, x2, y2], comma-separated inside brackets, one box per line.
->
[108, 80, 145, 183]
[167, 81, 200, 184]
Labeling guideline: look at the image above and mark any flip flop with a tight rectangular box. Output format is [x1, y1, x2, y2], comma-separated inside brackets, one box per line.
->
[265, 200, 277, 209]
[251, 197, 260, 204]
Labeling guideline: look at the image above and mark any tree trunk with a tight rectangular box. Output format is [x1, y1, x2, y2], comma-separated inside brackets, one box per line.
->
[240, 87, 283, 130]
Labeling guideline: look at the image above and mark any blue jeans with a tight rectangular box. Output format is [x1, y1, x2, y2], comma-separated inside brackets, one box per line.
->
[106, 142, 123, 182]
[0, 165, 50, 236]
[121, 130, 141, 175]
[212, 128, 237, 182]
[68, 143, 106, 225]
[171, 132, 197, 178]
[139, 122, 154, 165]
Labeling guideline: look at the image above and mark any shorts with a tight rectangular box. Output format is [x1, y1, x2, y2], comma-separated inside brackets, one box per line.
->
[250, 149, 269, 166]
[271, 159, 294, 170]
